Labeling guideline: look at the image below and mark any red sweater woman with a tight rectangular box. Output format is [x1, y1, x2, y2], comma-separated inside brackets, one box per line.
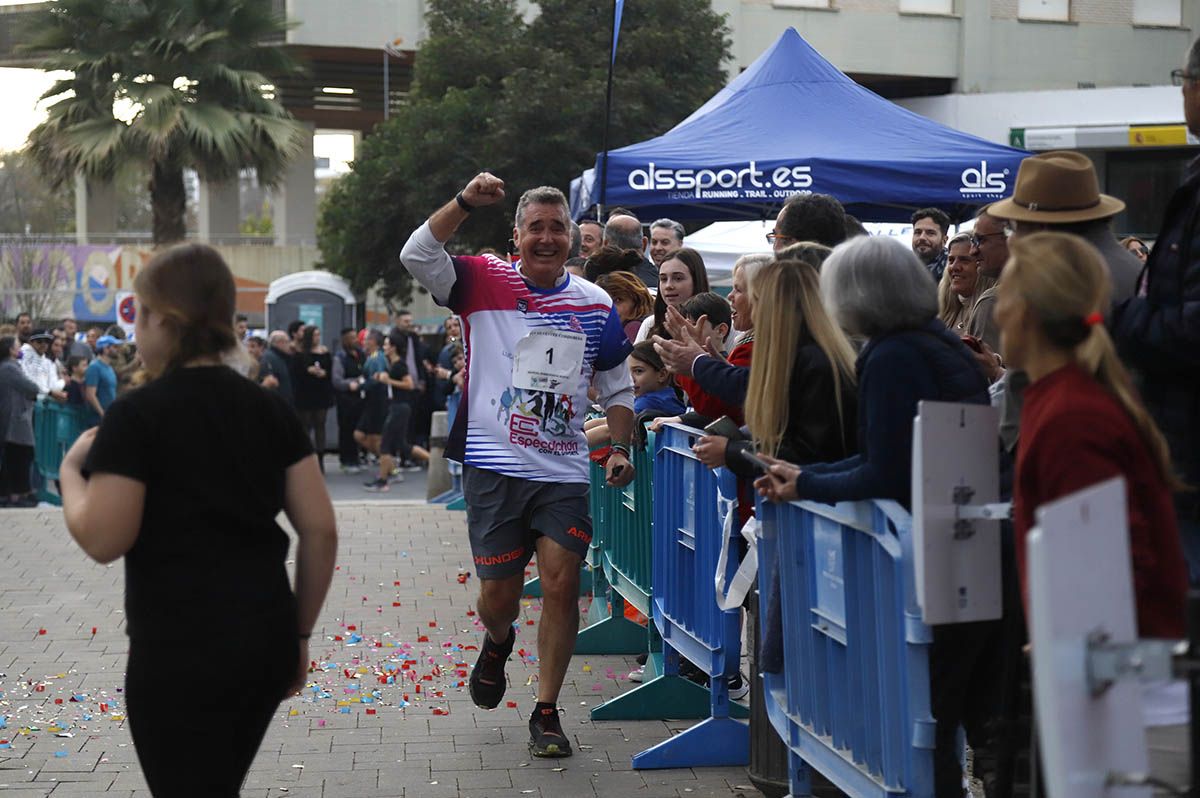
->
[996, 232, 1187, 640]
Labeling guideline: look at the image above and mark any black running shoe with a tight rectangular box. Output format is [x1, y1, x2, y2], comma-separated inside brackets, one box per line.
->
[529, 706, 573, 758]
[468, 627, 515, 709]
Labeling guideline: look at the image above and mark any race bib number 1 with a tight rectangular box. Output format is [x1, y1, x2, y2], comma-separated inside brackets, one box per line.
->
[512, 328, 586, 392]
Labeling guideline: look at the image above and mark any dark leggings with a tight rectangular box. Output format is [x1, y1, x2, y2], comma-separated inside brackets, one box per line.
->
[296, 409, 327, 470]
[126, 630, 296, 796]
[0, 442, 34, 496]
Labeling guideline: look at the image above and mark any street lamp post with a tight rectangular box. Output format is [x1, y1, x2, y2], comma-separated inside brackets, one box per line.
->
[382, 38, 404, 120]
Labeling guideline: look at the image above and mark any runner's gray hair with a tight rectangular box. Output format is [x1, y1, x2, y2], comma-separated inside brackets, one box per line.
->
[650, 218, 685, 243]
[820, 235, 937, 338]
[515, 186, 570, 229]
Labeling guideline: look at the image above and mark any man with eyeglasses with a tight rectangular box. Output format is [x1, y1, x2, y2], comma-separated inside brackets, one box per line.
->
[767, 192, 847, 252]
[1113, 39, 1200, 603]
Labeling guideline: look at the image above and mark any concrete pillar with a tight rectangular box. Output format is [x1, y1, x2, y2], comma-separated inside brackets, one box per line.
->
[273, 122, 316, 246]
[426, 410, 454, 500]
[958, 0, 992, 95]
[196, 179, 241, 243]
[74, 174, 117, 245]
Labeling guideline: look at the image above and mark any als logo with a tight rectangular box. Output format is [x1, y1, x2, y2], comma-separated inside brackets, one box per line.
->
[960, 161, 1009, 197]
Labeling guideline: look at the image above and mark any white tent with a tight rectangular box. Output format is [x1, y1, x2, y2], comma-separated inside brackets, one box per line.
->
[685, 221, 919, 286]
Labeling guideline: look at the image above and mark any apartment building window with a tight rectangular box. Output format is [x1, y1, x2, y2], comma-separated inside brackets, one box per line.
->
[1018, 0, 1068, 21]
[899, 0, 954, 14]
[1133, 0, 1182, 27]
[772, 0, 832, 8]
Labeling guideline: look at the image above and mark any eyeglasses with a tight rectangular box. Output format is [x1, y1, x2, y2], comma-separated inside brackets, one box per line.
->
[969, 232, 1006, 247]
[1171, 69, 1200, 86]
[765, 232, 793, 245]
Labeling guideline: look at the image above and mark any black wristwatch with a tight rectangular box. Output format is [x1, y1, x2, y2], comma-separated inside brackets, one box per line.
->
[455, 191, 475, 213]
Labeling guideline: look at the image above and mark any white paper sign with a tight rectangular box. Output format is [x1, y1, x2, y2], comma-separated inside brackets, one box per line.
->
[512, 328, 585, 393]
[1029, 477, 1151, 798]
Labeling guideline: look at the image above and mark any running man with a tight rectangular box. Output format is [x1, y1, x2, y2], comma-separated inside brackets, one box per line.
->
[401, 173, 635, 757]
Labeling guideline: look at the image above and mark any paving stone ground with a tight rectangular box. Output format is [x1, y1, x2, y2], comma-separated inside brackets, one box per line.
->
[0, 502, 764, 797]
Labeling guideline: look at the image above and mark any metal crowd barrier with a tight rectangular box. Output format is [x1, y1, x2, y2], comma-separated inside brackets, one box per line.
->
[632, 423, 750, 769]
[32, 400, 89, 506]
[756, 497, 936, 798]
[575, 438, 650, 654]
[588, 430, 718, 721]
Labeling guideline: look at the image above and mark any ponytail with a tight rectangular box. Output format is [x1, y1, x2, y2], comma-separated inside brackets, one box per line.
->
[1078, 324, 1188, 491]
[1007, 233, 1188, 491]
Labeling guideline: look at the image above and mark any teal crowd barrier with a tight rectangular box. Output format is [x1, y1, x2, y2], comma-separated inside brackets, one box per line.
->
[756, 497, 935, 798]
[32, 400, 89, 507]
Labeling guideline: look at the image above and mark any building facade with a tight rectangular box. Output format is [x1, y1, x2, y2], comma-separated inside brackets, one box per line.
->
[274, 0, 1200, 237]
[4, 0, 1195, 240]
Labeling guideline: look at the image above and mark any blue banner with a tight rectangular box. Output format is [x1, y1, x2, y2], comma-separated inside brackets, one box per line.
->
[611, 0, 624, 66]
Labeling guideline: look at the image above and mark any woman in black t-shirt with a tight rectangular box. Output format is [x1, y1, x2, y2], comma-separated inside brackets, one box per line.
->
[291, 324, 335, 470]
[58, 243, 338, 798]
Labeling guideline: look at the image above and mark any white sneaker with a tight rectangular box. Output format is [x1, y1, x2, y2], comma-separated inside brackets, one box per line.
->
[627, 665, 645, 683]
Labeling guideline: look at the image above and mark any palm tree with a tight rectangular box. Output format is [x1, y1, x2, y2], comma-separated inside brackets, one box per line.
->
[24, 0, 307, 244]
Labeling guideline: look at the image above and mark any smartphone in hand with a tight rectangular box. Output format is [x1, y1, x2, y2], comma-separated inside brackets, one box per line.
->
[961, 335, 984, 353]
[740, 448, 771, 472]
[703, 415, 743, 440]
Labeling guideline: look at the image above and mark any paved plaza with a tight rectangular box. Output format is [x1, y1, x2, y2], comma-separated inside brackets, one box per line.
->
[0, 501, 764, 797]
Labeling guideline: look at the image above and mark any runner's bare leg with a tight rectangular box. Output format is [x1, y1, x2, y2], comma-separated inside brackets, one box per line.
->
[533, 536, 582, 704]
[477, 573, 523, 645]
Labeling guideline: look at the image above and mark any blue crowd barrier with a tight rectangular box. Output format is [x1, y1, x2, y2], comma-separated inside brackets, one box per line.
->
[588, 431, 717, 720]
[632, 423, 749, 769]
[756, 497, 935, 798]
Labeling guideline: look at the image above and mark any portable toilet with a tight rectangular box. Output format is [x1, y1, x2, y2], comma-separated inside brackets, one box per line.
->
[265, 271, 357, 337]
[265, 271, 358, 457]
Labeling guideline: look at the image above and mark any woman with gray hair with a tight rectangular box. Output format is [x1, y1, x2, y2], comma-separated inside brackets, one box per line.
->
[754, 234, 995, 798]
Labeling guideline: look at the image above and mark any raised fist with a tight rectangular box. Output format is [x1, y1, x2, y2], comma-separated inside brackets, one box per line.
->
[461, 172, 506, 208]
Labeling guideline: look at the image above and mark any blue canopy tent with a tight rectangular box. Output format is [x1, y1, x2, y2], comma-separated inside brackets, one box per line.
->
[571, 28, 1029, 223]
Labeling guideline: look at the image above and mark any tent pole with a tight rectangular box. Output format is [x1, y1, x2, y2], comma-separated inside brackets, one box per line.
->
[598, 0, 618, 220]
